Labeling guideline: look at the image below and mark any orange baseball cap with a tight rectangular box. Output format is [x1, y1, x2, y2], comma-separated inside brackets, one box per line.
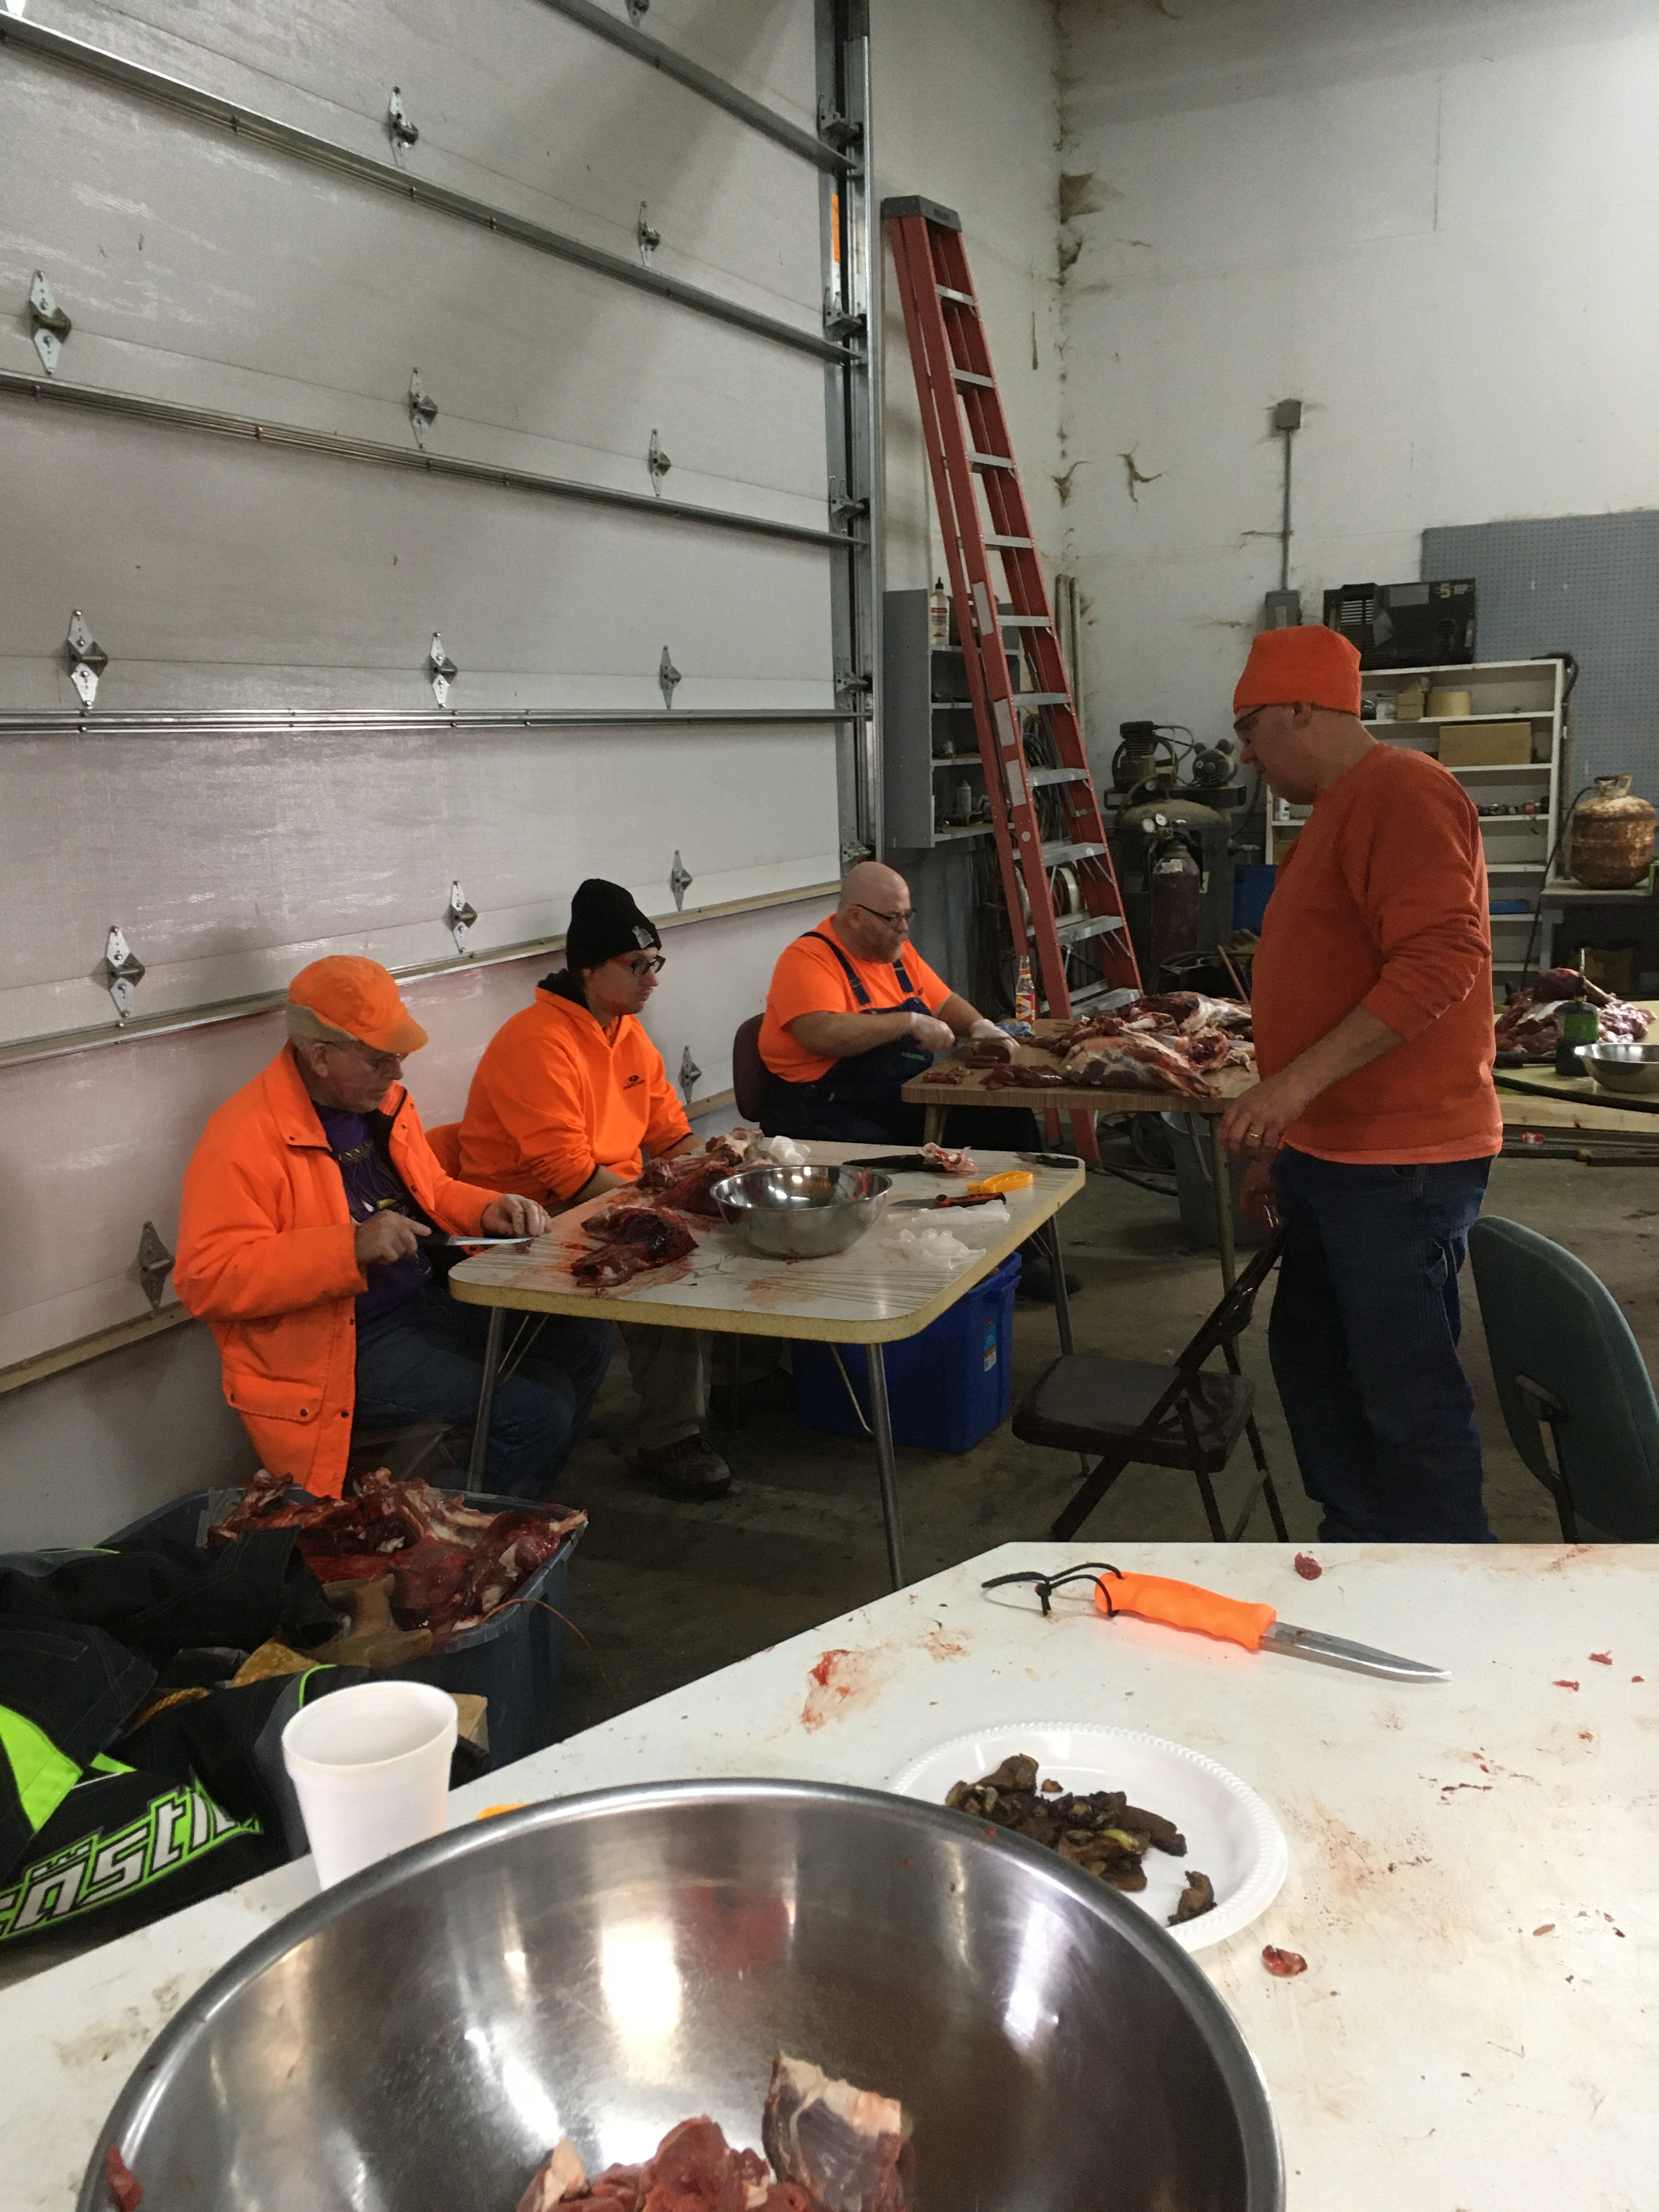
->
[1233, 625, 1363, 718]
[287, 957, 428, 1055]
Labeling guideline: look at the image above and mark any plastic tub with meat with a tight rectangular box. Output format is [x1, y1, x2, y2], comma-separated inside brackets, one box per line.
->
[79, 1780, 1283, 2212]
[108, 1485, 583, 1770]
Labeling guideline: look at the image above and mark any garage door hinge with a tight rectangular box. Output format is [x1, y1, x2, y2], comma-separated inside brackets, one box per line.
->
[104, 926, 145, 1020]
[409, 370, 438, 449]
[828, 479, 869, 528]
[679, 1045, 701, 1104]
[136, 1221, 175, 1311]
[659, 647, 682, 709]
[823, 297, 866, 344]
[637, 203, 662, 263]
[669, 850, 694, 910]
[647, 428, 672, 491]
[66, 610, 109, 707]
[445, 879, 478, 953]
[428, 632, 458, 706]
[834, 662, 873, 709]
[817, 99, 862, 154]
[625, 0, 650, 24]
[388, 87, 419, 167]
[29, 272, 72, 374]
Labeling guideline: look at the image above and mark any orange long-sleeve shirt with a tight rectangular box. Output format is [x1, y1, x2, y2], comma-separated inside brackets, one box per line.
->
[1252, 746, 1501, 1164]
[458, 977, 692, 1203]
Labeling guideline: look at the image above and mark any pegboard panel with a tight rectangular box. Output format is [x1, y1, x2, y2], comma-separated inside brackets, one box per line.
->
[1423, 512, 1659, 802]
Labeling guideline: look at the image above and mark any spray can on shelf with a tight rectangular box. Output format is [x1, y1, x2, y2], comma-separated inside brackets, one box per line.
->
[1014, 955, 1037, 1024]
[928, 578, 950, 650]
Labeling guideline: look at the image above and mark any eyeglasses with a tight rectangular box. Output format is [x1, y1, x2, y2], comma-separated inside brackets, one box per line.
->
[855, 904, 916, 929]
[326, 1040, 405, 1081]
[618, 954, 665, 979]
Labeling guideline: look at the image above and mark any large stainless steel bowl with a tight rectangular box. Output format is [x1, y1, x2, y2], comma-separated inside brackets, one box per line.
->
[711, 1164, 891, 1259]
[1583, 1042, 1659, 1095]
[80, 1781, 1282, 2211]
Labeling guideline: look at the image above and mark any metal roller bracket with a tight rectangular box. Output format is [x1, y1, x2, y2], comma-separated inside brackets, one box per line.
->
[103, 925, 145, 1019]
[658, 647, 681, 708]
[817, 98, 862, 154]
[637, 202, 661, 263]
[679, 1044, 701, 1104]
[136, 1220, 175, 1311]
[669, 850, 693, 910]
[828, 478, 869, 528]
[66, 609, 109, 706]
[408, 369, 438, 449]
[647, 427, 672, 491]
[625, 0, 649, 22]
[29, 271, 72, 373]
[428, 632, 457, 707]
[445, 879, 478, 953]
[387, 87, 419, 167]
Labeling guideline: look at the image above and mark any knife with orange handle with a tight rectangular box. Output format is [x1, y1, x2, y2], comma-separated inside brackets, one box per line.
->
[982, 1562, 1448, 1681]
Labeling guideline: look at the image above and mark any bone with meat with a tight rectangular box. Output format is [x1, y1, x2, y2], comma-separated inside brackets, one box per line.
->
[636, 1135, 749, 1216]
[1062, 1031, 1219, 1098]
[572, 1202, 696, 1286]
[517, 2116, 814, 2212]
[1493, 966, 1650, 1058]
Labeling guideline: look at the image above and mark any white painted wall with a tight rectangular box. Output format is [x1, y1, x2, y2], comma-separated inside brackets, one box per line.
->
[870, 0, 1065, 591]
[1056, 0, 1659, 763]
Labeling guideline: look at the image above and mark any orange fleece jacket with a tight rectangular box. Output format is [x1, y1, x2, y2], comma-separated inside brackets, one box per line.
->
[1252, 746, 1501, 1164]
[174, 1047, 495, 1497]
[459, 983, 692, 1203]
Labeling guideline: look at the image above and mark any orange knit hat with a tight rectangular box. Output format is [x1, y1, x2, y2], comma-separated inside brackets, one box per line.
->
[1233, 625, 1363, 717]
[288, 956, 428, 1055]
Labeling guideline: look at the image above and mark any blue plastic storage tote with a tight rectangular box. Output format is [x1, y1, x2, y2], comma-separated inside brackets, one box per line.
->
[792, 1251, 1022, 1453]
[106, 1486, 580, 1770]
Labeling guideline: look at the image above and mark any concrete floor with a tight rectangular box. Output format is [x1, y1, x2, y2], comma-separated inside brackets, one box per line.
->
[551, 1149, 1658, 1735]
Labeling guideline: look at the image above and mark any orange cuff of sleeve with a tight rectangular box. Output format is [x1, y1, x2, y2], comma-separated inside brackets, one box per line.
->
[1361, 978, 1434, 1044]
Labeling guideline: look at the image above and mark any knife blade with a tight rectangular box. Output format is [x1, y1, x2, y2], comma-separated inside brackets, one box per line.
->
[430, 1234, 536, 1246]
[1260, 1620, 1448, 1681]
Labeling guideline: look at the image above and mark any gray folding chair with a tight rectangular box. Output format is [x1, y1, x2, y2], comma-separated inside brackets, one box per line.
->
[1468, 1216, 1659, 1542]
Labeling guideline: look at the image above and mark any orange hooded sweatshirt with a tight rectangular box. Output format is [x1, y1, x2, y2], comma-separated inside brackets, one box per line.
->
[174, 1046, 496, 1496]
[458, 975, 692, 1203]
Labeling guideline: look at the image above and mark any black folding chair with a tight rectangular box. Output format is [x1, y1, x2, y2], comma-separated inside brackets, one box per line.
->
[1014, 1233, 1288, 1542]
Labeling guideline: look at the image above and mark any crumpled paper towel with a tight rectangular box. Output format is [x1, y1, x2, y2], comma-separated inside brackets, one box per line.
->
[884, 1224, 976, 1269]
[744, 1132, 810, 1168]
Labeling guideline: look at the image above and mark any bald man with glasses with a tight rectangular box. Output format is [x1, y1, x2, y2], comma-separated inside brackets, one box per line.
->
[459, 878, 730, 1501]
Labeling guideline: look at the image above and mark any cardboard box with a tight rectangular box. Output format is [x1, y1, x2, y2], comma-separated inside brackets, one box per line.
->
[1437, 723, 1534, 768]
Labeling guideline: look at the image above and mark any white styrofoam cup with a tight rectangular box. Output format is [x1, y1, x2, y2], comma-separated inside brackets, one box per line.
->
[281, 1680, 458, 1888]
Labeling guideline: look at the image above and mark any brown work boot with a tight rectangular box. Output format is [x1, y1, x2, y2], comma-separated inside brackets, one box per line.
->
[635, 1432, 733, 1502]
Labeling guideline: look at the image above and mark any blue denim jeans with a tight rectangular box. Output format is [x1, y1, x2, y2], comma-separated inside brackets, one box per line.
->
[354, 1285, 613, 1502]
[1268, 1149, 1494, 1542]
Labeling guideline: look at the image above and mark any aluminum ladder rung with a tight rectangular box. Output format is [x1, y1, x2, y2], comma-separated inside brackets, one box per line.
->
[1028, 765, 1089, 787]
[969, 452, 1014, 471]
[1015, 691, 1071, 707]
[1041, 838, 1109, 866]
[952, 368, 996, 387]
[985, 534, 1034, 550]
[936, 285, 978, 307]
[1056, 913, 1125, 947]
[998, 613, 1052, 628]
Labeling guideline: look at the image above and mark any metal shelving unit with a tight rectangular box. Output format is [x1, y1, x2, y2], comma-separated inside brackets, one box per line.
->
[1265, 657, 1564, 976]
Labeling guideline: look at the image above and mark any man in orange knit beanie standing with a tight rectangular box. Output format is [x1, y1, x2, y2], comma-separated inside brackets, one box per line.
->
[1220, 625, 1500, 1541]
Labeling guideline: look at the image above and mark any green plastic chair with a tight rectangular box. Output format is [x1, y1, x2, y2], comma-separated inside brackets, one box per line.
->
[1468, 1216, 1659, 1542]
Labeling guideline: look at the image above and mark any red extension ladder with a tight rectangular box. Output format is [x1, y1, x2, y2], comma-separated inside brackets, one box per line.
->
[883, 196, 1141, 1030]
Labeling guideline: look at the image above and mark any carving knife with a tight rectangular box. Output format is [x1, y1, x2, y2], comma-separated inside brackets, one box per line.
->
[983, 1565, 1448, 1681]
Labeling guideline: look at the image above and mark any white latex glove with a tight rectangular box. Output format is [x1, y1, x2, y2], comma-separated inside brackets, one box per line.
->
[967, 1018, 1017, 1060]
[908, 1012, 956, 1053]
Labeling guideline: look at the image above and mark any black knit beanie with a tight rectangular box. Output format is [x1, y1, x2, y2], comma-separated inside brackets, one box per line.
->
[565, 878, 661, 973]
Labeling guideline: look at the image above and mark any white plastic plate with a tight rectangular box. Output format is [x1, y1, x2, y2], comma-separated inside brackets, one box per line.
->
[887, 1720, 1288, 1952]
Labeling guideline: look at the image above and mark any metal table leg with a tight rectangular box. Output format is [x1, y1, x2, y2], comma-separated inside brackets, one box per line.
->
[922, 1105, 946, 1147]
[466, 1305, 507, 1493]
[865, 1344, 908, 1590]
[1209, 1113, 1237, 1293]
[1045, 1211, 1075, 1356]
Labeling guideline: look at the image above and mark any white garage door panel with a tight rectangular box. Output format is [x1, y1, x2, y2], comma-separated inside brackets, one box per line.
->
[26, 1, 826, 327]
[0, 410, 834, 713]
[1, 68, 828, 521]
[590, 0, 822, 129]
[0, 891, 820, 1367]
[0, 721, 840, 1042]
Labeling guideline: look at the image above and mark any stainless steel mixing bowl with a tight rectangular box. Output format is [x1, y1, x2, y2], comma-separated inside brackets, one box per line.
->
[711, 1164, 891, 1259]
[1582, 1042, 1659, 1095]
[80, 1780, 1282, 2211]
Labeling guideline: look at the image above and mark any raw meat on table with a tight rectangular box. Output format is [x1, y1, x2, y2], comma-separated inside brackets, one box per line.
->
[636, 1135, 749, 1216]
[1063, 1031, 1220, 1099]
[573, 1203, 697, 1287]
[1493, 967, 1650, 1058]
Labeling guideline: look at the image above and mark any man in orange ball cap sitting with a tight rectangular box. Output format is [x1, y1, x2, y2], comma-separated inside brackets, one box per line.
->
[1220, 625, 1500, 1542]
[176, 956, 611, 1500]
